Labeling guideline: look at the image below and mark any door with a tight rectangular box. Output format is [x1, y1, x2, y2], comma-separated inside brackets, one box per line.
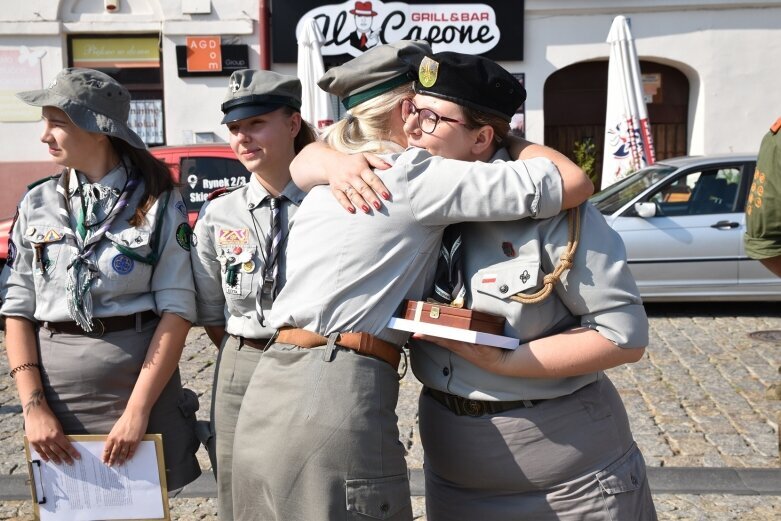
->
[544, 60, 689, 187]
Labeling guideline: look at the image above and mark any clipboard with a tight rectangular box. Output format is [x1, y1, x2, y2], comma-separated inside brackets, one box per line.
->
[24, 434, 170, 521]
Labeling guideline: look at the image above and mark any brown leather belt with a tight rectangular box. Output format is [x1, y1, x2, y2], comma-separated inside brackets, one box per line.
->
[235, 336, 271, 350]
[425, 387, 543, 417]
[41, 310, 159, 338]
[276, 327, 401, 370]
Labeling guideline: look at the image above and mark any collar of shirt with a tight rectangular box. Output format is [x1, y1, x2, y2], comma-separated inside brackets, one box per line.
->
[492, 147, 511, 161]
[67, 160, 129, 196]
[245, 175, 306, 210]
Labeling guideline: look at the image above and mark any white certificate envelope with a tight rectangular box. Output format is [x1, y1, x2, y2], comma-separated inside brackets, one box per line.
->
[387, 317, 519, 350]
[25, 434, 170, 521]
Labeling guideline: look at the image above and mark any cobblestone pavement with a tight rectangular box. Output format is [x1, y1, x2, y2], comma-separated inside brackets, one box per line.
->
[0, 302, 779, 519]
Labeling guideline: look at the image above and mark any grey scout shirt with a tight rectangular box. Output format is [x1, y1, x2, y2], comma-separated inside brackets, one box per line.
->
[1, 165, 196, 323]
[269, 146, 563, 346]
[410, 202, 649, 402]
[190, 175, 305, 339]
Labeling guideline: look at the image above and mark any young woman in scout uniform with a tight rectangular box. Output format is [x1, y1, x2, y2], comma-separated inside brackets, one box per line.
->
[188, 69, 317, 521]
[230, 43, 592, 521]
[1, 68, 200, 490]
[404, 54, 657, 520]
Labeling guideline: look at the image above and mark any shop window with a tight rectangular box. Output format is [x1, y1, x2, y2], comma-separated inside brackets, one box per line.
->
[68, 35, 165, 146]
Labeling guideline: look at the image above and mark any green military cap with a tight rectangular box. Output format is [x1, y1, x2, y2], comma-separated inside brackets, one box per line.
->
[318, 40, 431, 110]
[405, 52, 525, 122]
[17, 67, 146, 149]
[221, 69, 302, 124]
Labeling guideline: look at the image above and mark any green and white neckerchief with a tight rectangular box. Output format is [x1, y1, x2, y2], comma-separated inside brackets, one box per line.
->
[57, 163, 139, 332]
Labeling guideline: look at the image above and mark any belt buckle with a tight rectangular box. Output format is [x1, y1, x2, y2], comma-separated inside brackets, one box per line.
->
[460, 398, 485, 417]
[85, 318, 105, 338]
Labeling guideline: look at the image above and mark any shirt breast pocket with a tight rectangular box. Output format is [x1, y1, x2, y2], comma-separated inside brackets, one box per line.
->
[220, 243, 259, 301]
[26, 225, 68, 281]
[473, 259, 542, 301]
[100, 228, 154, 293]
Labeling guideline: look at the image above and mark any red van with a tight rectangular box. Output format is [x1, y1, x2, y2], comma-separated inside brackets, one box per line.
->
[0, 144, 250, 263]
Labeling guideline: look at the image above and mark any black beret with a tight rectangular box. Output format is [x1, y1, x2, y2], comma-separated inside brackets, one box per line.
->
[406, 52, 526, 122]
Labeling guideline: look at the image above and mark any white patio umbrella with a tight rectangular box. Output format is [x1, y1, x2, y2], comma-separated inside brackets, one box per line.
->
[601, 15, 656, 189]
[297, 18, 334, 130]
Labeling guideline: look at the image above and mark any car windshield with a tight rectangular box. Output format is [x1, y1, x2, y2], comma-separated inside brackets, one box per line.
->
[590, 165, 677, 214]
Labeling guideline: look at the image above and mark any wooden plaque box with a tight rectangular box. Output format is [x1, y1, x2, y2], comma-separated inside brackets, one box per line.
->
[402, 300, 505, 335]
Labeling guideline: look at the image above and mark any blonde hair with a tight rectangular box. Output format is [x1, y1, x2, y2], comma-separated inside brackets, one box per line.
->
[321, 83, 413, 155]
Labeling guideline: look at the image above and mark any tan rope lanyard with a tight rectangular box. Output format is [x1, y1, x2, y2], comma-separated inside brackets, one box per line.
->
[510, 206, 582, 304]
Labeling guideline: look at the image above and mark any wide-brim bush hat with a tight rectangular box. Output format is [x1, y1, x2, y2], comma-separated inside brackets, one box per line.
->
[17, 67, 146, 149]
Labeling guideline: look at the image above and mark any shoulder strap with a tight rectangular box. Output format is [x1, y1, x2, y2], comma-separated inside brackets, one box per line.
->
[207, 185, 241, 201]
[27, 172, 63, 191]
[770, 116, 781, 134]
[510, 205, 582, 305]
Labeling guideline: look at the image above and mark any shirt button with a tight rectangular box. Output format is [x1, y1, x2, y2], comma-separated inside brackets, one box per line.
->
[499, 284, 509, 294]
[442, 367, 450, 376]
[630, 474, 639, 486]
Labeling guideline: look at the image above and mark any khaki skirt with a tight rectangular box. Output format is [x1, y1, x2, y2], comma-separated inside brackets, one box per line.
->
[37, 319, 201, 491]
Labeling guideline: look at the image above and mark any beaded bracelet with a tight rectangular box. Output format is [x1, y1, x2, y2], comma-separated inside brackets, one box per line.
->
[9, 362, 41, 378]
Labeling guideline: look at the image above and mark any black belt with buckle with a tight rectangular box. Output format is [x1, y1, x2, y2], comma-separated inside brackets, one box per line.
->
[235, 336, 272, 350]
[425, 387, 544, 417]
[41, 310, 159, 338]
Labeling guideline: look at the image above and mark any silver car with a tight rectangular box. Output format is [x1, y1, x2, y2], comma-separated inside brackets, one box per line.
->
[591, 154, 781, 301]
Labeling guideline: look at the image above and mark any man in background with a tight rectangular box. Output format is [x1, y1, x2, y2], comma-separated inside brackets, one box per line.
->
[745, 116, 781, 276]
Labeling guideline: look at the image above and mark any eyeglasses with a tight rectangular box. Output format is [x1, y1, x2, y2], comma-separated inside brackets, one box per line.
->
[401, 99, 467, 135]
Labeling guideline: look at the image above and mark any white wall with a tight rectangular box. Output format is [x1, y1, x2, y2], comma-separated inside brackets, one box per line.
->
[0, 0, 258, 163]
[2, 0, 781, 164]
[520, 1, 781, 154]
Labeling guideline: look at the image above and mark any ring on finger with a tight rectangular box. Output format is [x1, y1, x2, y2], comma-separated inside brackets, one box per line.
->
[345, 187, 355, 196]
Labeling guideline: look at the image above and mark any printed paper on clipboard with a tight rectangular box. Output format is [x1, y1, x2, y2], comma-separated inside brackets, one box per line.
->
[24, 434, 170, 521]
[387, 317, 519, 350]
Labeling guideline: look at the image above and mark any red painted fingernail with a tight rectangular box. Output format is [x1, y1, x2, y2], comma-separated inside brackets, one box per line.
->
[362, 204, 370, 213]
[348, 206, 356, 214]
[373, 200, 381, 210]
[381, 191, 390, 200]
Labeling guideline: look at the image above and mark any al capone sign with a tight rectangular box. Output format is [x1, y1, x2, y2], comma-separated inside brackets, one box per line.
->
[273, 0, 524, 63]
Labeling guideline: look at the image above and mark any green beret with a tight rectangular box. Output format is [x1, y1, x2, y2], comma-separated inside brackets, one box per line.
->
[318, 40, 431, 110]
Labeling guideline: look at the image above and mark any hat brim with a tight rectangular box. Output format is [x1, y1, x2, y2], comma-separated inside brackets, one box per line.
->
[220, 103, 287, 124]
[16, 89, 147, 149]
[414, 85, 514, 122]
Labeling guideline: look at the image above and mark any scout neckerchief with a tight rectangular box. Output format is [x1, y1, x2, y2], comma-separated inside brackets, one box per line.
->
[57, 165, 139, 332]
[253, 196, 289, 327]
[431, 207, 583, 307]
[430, 224, 466, 308]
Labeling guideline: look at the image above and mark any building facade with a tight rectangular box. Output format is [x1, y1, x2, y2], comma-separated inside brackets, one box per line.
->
[1, 0, 780, 214]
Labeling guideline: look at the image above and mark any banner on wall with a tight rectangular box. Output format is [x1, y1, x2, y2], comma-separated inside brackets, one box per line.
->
[273, 0, 524, 64]
[0, 47, 46, 122]
[72, 37, 160, 68]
